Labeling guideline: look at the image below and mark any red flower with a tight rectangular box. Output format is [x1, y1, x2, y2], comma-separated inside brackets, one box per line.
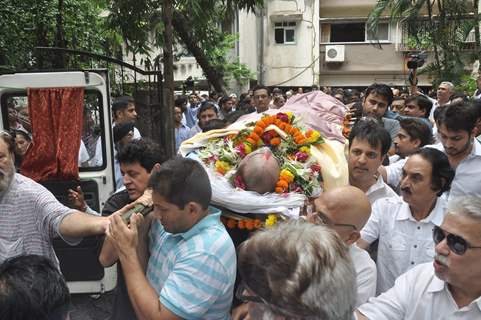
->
[295, 151, 309, 162]
[310, 163, 321, 172]
[276, 113, 289, 123]
[261, 130, 276, 145]
[235, 144, 246, 158]
[234, 175, 247, 190]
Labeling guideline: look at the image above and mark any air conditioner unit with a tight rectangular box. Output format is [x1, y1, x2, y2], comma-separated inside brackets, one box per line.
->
[325, 45, 345, 63]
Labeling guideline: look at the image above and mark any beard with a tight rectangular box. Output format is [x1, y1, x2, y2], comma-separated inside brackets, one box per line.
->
[444, 137, 472, 157]
[0, 160, 15, 192]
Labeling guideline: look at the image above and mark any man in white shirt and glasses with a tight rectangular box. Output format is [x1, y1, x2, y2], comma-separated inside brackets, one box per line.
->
[357, 196, 481, 320]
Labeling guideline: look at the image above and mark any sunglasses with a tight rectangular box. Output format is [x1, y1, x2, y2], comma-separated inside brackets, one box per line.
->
[433, 225, 481, 255]
[312, 211, 357, 230]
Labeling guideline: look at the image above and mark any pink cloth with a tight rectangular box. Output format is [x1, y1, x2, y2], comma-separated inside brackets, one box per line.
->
[237, 91, 347, 143]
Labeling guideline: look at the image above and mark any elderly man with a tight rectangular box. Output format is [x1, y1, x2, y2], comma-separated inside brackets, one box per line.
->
[358, 147, 455, 294]
[428, 81, 454, 120]
[108, 157, 236, 319]
[237, 220, 356, 320]
[312, 186, 376, 307]
[348, 119, 398, 204]
[357, 196, 481, 319]
[0, 131, 108, 267]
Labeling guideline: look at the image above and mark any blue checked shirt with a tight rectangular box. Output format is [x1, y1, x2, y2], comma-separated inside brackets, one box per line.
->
[147, 208, 236, 320]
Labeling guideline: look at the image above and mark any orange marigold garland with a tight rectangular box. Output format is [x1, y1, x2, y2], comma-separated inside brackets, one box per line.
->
[221, 214, 279, 230]
[198, 112, 324, 196]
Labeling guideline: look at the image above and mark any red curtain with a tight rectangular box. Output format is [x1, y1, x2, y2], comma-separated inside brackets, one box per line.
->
[21, 87, 84, 182]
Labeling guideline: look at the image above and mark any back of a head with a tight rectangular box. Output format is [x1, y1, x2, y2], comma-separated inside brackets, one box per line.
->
[116, 138, 164, 172]
[0, 255, 70, 320]
[113, 121, 135, 144]
[148, 157, 211, 210]
[238, 220, 356, 320]
[348, 118, 392, 157]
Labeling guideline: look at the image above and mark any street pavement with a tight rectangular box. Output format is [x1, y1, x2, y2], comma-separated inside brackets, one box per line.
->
[69, 291, 114, 320]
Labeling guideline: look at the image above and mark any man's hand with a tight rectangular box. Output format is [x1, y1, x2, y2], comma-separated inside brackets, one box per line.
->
[68, 186, 87, 211]
[134, 188, 153, 207]
[107, 209, 142, 259]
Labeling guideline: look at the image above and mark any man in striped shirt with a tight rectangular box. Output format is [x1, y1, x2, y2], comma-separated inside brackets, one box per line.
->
[108, 157, 236, 320]
[0, 131, 109, 267]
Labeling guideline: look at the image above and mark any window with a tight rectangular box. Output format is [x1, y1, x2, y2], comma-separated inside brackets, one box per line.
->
[274, 22, 296, 44]
[321, 22, 390, 43]
[2, 91, 106, 170]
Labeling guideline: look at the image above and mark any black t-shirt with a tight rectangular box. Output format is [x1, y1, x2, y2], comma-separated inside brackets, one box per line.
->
[101, 189, 138, 320]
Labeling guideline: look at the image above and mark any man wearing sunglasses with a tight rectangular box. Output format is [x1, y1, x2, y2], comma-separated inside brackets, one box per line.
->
[357, 196, 481, 319]
[358, 147, 455, 295]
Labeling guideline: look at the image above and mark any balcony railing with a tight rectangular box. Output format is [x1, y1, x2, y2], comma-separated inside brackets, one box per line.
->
[397, 18, 478, 52]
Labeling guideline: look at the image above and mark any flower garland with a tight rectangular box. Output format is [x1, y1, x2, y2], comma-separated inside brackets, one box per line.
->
[198, 112, 324, 196]
[342, 113, 352, 139]
[221, 214, 279, 231]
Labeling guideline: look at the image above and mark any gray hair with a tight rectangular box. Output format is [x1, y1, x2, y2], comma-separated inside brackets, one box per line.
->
[448, 196, 481, 221]
[238, 220, 356, 320]
[440, 81, 454, 91]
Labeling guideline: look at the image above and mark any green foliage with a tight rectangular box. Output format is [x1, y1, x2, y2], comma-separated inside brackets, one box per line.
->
[0, 0, 112, 70]
[367, 0, 480, 86]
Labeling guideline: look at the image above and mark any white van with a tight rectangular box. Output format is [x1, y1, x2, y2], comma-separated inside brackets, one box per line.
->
[0, 70, 117, 294]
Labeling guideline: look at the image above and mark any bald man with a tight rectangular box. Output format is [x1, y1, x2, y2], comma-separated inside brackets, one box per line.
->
[311, 186, 376, 307]
[237, 147, 280, 194]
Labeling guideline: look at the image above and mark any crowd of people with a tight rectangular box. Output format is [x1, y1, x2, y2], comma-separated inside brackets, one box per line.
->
[1, 77, 481, 320]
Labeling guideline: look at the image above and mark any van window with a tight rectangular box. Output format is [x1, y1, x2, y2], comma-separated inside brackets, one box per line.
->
[2, 90, 106, 171]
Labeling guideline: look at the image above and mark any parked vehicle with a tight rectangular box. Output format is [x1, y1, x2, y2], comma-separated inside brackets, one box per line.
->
[0, 70, 117, 294]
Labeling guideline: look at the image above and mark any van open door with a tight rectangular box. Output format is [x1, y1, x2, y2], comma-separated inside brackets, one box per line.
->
[0, 70, 116, 294]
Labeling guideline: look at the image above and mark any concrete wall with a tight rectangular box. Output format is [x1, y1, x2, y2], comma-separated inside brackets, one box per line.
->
[261, 0, 320, 87]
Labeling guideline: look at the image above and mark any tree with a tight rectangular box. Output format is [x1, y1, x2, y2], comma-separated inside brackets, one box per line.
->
[0, 0, 113, 70]
[367, 0, 480, 86]
[107, 0, 262, 93]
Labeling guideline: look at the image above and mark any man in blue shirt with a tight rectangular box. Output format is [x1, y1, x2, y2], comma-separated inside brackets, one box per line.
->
[108, 157, 236, 320]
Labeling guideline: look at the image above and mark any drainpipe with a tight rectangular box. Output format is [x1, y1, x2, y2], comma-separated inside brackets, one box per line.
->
[257, 5, 266, 84]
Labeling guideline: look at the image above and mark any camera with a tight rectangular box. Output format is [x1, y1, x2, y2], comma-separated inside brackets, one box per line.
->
[407, 52, 427, 69]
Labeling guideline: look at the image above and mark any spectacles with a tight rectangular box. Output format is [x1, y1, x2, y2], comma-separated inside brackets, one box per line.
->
[312, 210, 357, 230]
[433, 225, 481, 255]
[235, 281, 265, 304]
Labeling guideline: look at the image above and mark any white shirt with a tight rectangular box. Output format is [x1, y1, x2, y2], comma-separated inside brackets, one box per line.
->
[425, 140, 481, 202]
[365, 175, 399, 204]
[358, 262, 481, 320]
[350, 244, 377, 308]
[361, 197, 447, 294]
[385, 157, 407, 188]
[78, 140, 90, 166]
